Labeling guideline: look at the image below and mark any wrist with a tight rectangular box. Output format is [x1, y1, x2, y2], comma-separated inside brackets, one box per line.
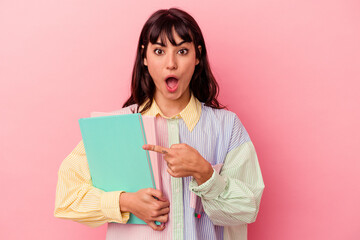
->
[194, 161, 213, 185]
[119, 192, 132, 212]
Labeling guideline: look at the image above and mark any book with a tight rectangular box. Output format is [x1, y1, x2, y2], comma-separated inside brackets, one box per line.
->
[90, 112, 161, 190]
[78, 113, 159, 225]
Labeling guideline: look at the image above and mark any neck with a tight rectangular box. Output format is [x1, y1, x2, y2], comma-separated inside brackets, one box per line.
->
[154, 90, 191, 117]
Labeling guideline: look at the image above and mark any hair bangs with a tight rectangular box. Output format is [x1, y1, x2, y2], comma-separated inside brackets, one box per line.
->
[148, 15, 193, 46]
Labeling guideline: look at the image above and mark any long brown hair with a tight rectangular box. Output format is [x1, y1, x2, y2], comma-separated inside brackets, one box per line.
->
[123, 8, 224, 113]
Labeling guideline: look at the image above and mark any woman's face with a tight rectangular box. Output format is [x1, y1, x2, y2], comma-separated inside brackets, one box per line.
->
[144, 28, 200, 107]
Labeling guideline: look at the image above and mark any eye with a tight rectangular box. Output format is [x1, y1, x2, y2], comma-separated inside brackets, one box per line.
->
[178, 48, 189, 55]
[154, 49, 164, 55]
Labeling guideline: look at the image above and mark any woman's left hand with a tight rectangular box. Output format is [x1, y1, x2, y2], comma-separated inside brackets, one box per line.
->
[143, 143, 213, 185]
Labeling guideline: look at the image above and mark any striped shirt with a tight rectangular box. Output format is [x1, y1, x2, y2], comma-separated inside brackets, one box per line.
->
[54, 94, 265, 240]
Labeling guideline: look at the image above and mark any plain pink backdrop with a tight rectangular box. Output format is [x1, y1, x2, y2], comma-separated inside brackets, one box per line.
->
[1, 0, 359, 239]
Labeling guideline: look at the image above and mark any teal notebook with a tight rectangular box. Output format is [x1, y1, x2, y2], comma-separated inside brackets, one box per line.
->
[78, 113, 156, 225]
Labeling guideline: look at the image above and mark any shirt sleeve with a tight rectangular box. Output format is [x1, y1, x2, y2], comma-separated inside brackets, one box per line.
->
[189, 116, 265, 226]
[54, 140, 130, 227]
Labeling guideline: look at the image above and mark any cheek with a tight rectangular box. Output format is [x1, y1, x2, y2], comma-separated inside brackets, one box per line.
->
[183, 60, 196, 77]
[147, 58, 162, 78]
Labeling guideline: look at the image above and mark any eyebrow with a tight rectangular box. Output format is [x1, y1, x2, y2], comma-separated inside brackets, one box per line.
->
[154, 40, 188, 47]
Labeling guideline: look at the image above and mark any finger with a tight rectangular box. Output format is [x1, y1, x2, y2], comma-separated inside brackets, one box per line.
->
[170, 143, 187, 149]
[143, 144, 170, 154]
[165, 161, 171, 169]
[167, 168, 176, 177]
[158, 207, 170, 215]
[154, 214, 169, 223]
[147, 221, 166, 231]
[157, 200, 170, 209]
[149, 206, 170, 218]
[147, 188, 168, 202]
[163, 155, 172, 165]
[152, 199, 170, 211]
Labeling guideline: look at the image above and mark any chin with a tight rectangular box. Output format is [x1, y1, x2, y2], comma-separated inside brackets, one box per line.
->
[166, 94, 182, 101]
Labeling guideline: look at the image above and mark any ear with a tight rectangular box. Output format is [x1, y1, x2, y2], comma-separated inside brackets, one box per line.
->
[196, 45, 202, 65]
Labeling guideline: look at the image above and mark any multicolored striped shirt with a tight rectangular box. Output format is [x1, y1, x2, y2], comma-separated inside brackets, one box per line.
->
[54, 94, 265, 240]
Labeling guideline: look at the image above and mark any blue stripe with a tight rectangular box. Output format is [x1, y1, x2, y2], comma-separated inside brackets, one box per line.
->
[178, 103, 250, 240]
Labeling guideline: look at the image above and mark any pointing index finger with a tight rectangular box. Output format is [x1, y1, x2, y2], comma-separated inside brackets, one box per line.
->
[143, 144, 169, 154]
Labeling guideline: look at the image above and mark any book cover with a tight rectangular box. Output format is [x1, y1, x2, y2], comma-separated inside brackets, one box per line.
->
[79, 113, 157, 224]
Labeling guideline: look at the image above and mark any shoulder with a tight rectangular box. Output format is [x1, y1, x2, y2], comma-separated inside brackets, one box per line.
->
[201, 103, 238, 124]
[201, 103, 250, 143]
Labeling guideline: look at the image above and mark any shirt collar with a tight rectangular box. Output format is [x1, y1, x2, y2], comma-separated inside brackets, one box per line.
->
[140, 93, 201, 132]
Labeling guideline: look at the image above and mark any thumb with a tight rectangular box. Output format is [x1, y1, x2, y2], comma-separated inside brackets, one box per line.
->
[147, 221, 165, 231]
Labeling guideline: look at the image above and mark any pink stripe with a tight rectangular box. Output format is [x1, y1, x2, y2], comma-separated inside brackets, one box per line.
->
[142, 116, 161, 189]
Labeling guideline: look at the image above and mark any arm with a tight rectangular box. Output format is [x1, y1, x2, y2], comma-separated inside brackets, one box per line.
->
[143, 138, 264, 226]
[189, 115, 265, 226]
[54, 140, 170, 230]
[142, 115, 264, 226]
[189, 140, 265, 226]
[54, 140, 129, 227]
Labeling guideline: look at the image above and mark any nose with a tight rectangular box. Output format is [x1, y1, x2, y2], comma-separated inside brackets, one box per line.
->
[166, 52, 177, 70]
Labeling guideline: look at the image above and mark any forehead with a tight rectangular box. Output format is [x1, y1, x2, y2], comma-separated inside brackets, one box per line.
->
[155, 34, 191, 47]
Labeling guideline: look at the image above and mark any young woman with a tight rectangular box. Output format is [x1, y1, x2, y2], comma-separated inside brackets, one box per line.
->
[55, 8, 265, 240]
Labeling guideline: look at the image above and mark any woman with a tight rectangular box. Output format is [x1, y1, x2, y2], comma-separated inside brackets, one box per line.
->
[55, 8, 265, 240]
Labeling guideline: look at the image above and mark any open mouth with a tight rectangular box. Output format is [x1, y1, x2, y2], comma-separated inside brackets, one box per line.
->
[165, 77, 179, 92]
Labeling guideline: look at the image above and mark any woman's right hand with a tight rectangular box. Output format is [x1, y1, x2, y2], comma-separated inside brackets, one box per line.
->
[119, 188, 170, 231]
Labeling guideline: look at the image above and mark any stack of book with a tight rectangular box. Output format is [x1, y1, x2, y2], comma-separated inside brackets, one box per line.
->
[79, 112, 160, 225]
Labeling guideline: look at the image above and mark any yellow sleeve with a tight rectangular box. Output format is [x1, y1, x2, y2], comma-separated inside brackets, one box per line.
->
[54, 140, 130, 227]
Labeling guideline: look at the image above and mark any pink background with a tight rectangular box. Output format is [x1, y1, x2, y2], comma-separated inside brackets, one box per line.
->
[1, 0, 359, 239]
